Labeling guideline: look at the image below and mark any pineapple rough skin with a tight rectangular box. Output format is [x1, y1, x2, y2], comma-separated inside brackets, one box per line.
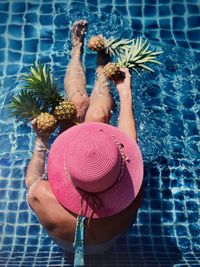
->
[54, 100, 77, 121]
[88, 36, 105, 52]
[103, 63, 121, 80]
[36, 113, 57, 131]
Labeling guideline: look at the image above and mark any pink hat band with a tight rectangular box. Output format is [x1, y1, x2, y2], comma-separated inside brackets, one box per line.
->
[64, 130, 128, 193]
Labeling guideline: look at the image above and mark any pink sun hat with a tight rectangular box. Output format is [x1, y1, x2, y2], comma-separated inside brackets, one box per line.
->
[47, 122, 143, 218]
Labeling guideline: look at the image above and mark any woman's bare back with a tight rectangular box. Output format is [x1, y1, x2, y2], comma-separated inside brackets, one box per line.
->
[28, 180, 143, 245]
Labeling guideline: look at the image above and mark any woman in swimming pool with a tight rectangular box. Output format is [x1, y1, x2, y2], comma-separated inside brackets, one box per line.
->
[26, 20, 143, 266]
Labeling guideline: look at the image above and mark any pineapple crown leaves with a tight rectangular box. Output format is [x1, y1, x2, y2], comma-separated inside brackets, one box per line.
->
[20, 62, 64, 106]
[104, 37, 132, 56]
[116, 37, 163, 74]
[8, 90, 43, 120]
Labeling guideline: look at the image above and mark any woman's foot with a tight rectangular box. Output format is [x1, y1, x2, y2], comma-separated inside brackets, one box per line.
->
[71, 19, 88, 50]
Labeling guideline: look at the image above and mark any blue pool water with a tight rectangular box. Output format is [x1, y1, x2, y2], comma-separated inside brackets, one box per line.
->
[0, 0, 200, 266]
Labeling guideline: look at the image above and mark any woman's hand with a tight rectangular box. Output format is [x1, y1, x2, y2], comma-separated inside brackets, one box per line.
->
[31, 118, 58, 141]
[113, 68, 132, 95]
[26, 118, 56, 189]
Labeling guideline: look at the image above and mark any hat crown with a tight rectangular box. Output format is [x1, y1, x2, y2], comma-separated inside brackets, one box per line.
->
[65, 129, 121, 193]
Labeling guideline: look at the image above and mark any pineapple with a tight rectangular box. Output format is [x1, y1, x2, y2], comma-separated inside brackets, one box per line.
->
[36, 112, 57, 131]
[103, 37, 162, 80]
[21, 62, 63, 110]
[88, 35, 105, 52]
[8, 62, 77, 131]
[8, 90, 58, 131]
[54, 100, 76, 121]
[88, 35, 132, 56]
[103, 63, 122, 81]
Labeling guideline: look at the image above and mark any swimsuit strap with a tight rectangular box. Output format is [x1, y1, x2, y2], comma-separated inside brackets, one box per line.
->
[73, 215, 86, 267]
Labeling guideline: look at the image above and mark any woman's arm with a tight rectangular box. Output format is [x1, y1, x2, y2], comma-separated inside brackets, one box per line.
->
[25, 119, 54, 189]
[114, 68, 137, 141]
[25, 136, 48, 189]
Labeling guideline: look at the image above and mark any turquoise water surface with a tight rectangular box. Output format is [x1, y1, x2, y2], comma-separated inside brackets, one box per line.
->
[0, 0, 200, 266]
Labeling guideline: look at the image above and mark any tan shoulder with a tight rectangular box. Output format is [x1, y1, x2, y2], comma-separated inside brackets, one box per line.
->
[27, 180, 53, 206]
[27, 180, 60, 230]
[27, 180, 76, 239]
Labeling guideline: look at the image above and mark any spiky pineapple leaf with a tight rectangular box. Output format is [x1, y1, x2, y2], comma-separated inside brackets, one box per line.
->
[8, 90, 42, 120]
[116, 37, 162, 73]
[20, 62, 63, 107]
[132, 68, 141, 76]
[138, 64, 154, 72]
[147, 59, 162, 64]
[105, 37, 133, 56]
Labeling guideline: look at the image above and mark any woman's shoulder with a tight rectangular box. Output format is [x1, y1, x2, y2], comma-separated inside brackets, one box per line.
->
[27, 180, 76, 233]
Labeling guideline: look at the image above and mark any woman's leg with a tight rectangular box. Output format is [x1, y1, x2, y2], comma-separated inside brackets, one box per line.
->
[64, 20, 90, 123]
[84, 52, 113, 123]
